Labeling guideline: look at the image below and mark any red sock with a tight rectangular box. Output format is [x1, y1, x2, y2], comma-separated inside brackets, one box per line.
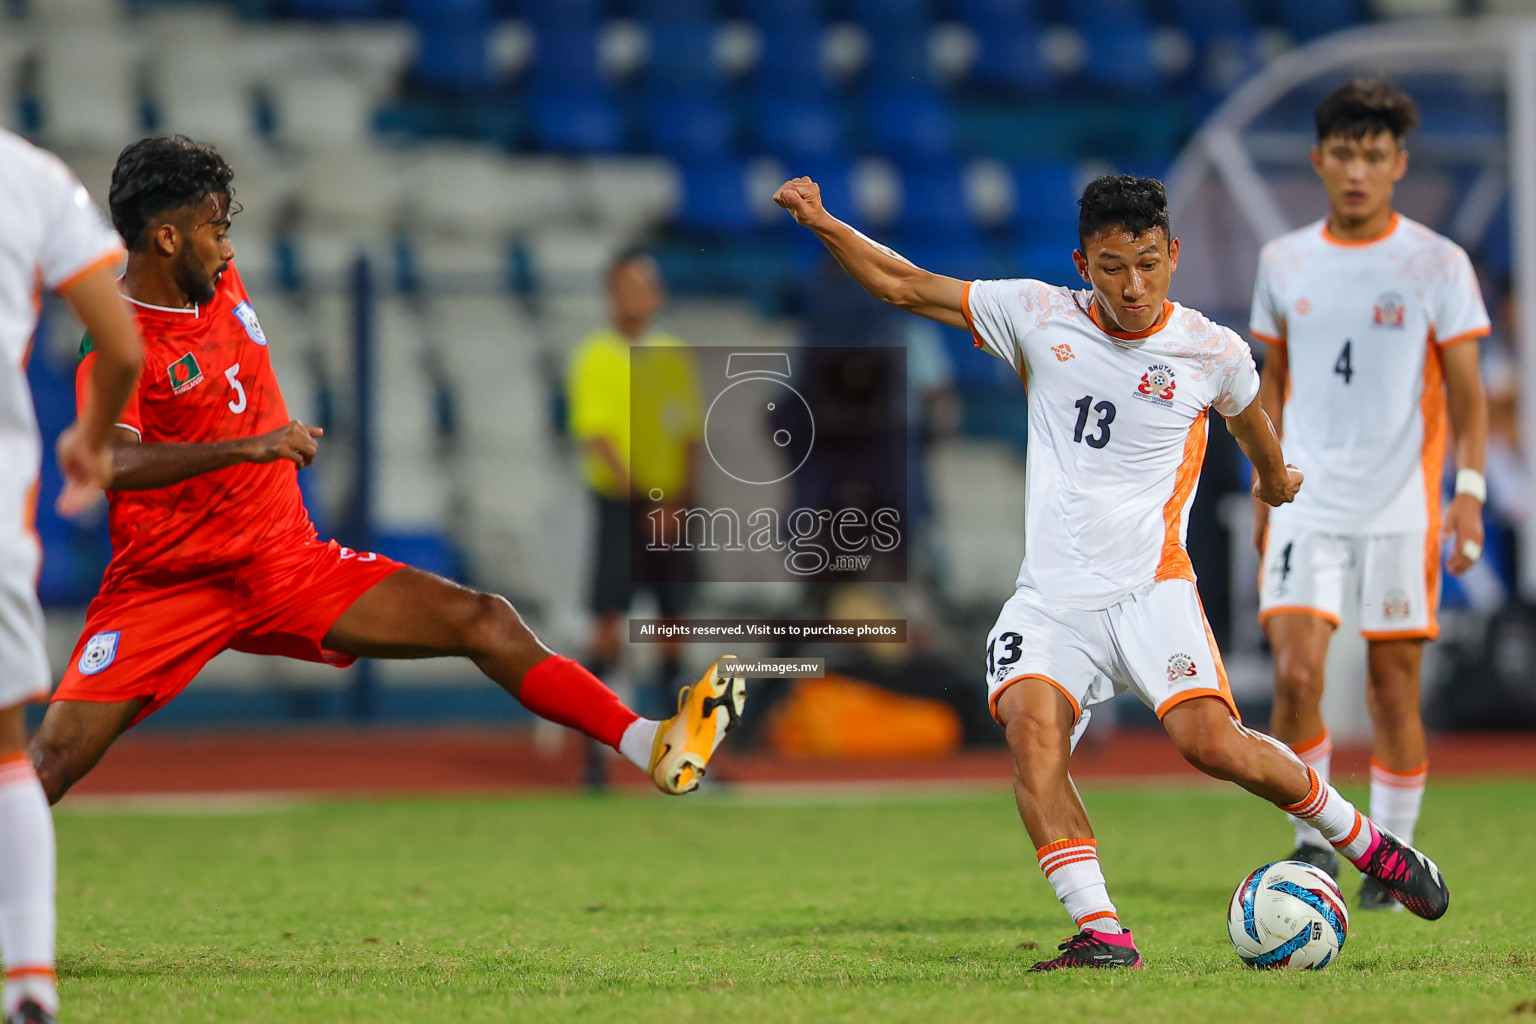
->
[516, 655, 640, 749]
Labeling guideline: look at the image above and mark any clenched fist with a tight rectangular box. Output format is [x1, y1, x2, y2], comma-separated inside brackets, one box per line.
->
[245, 420, 324, 468]
[1252, 464, 1303, 508]
[773, 177, 829, 227]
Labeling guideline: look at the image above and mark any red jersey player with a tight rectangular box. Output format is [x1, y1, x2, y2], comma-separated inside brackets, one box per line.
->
[29, 135, 744, 802]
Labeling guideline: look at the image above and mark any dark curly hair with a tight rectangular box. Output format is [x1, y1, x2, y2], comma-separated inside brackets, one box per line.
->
[1315, 77, 1419, 143]
[108, 135, 239, 250]
[1077, 174, 1170, 247]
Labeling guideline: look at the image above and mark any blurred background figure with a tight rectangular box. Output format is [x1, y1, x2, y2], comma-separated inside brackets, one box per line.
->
[566, 249, 702, 783]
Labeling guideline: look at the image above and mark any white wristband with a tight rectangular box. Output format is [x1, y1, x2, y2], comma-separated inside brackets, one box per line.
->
[1454, 469, 1487, 503]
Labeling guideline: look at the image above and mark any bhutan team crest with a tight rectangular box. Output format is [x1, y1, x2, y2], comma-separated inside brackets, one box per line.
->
[1135, 363, 1177, 405]
[1166, 652, 1198, 682]
[1373, 292, 1406, 328]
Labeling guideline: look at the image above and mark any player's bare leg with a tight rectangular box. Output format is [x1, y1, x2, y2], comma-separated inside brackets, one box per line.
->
[995, 680, 1139, 970]
[1161, 696, 1448, 919]
[1361, 637, 1429, 908]
[323, 568, 742, 794]
[0, 705, 58, 1022]
[1265, 612, 1339, 870]
[1266, 613, 1334, 747]
[30, 698, 145, 805]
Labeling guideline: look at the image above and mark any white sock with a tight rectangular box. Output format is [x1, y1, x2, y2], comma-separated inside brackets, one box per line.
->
[618, 718, 661, 772]
[1370, 758, 1427, 844]
[1287, 730, 1333, 850]
[0, 755, 57, 1019]
[1279, 765, 1378, 863]
[1037, 839, 1123, 933]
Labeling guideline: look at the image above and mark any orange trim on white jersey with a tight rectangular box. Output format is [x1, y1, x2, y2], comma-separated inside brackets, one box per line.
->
[989, 672, 1079, 725]
[1250, 329, 1285, 348]
[1420, 333, 1446, 639]
[1259, 605, 1342, 628]
[1086, 298, 1175, 340]
[1155, 409, 1207, 583]
[1321, 211, 1400, 247]
[961, 281, 984, 348]
[54, 246, 125, 295]
[1437, 325, 1491, 349]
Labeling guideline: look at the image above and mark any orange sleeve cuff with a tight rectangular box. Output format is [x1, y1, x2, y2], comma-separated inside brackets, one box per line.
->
[1437, 326, 1491, 349]
[54, 247, 126, 295]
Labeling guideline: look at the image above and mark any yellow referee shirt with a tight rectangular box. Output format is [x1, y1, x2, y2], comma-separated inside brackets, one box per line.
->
[567, 329, 702, 500]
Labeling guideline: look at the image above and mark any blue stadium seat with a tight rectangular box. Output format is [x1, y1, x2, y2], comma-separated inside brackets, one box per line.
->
[888, 226, 989, 281]
[405, 0, 488, 25]
[847, 0, 928, 29]
[640, 92, 734, 158]
[969, 28, 1055, 93]
[751, 94, 844, 160]
[512, 0, 602, 28]
[1012, 167, 1081, 256]
[529, 92, 625, 153]
[738, 0, 822, 24]
[678, 160, 757, 232]
[1078, 25, 1159, 90]
[756, 28, 830, 93]
[864, 90, 953, 161]
[1270, 0, 1360, 42]
[953, 0, 1040, 31]
[632, 0, 717, 20]
[1166, 0, 1254, 43]
[1013, 237, 1075, 283]
[530, 27, 604, 92]
[894, 160, 968, 232]
[862, 28, 932, 88]
[415, 29, 495, 89]
[1065, 0, 1149, 31]
[646, 21, 726, 91]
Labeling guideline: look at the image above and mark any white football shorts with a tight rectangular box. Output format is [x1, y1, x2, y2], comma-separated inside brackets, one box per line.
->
[983, 578, 1239, 749]
[1259, 524, 1437, 640]
[0, 540, 50, 709]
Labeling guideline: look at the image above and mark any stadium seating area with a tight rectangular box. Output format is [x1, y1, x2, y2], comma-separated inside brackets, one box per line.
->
[3, 0, 1522, 650]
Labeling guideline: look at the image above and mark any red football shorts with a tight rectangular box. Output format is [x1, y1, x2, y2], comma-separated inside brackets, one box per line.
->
[53, 539, 403, 725]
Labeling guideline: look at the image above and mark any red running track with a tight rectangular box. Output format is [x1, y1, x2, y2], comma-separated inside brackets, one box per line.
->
[62, 728, 1536, 799]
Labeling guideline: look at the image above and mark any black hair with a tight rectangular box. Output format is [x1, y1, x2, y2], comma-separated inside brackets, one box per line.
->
[1314, 77, 1419, 143]
[607, 245, 654, 284]
[1077, 174, 1171, 248]
[108, 135, 239, 250]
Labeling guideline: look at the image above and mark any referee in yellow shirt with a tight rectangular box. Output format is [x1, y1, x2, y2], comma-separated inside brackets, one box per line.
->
[567, 251, 703, 780]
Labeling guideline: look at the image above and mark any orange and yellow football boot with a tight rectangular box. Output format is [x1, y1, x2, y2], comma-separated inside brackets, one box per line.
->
[649, 655, 745, 794]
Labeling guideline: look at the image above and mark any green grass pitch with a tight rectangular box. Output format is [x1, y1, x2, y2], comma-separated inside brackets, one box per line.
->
[54, 779, 1536, 1023]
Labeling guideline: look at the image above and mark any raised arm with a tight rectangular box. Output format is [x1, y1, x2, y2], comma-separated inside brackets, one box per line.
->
[54, 265, 144, 515]
[107, 421, 325, 491]
[774, 177, 969, 329]
[1440, 339, 1487, 575]
[1224, 395, 1303, 508]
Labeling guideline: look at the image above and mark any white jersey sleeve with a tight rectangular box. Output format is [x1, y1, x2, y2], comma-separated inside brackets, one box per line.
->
[963, 278, 1030, 375]
[1211, 328, 1261, 418]
[33, 151, 123, 292]
[1248, 246, 1285, 346]
[1428, 243, 1491, 347]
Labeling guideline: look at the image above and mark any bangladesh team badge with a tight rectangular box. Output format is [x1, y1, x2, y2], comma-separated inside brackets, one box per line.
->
[168, 352, 205, 395]
[78, 631, 120, 675]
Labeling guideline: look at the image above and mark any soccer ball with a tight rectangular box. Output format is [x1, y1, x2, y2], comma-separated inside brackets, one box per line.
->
[1227, 860, 1349, 970]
